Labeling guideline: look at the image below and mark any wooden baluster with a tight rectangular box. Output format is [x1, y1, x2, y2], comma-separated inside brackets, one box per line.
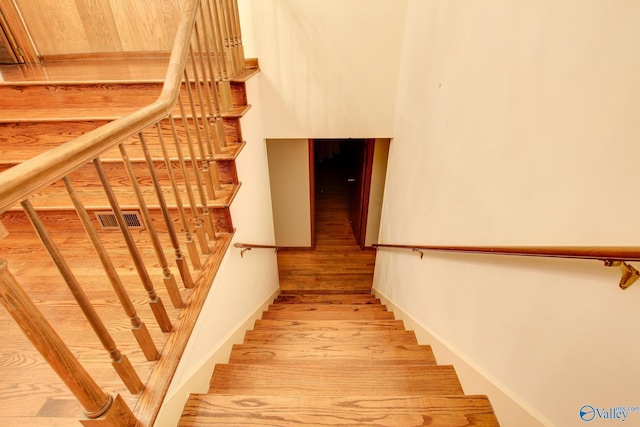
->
[169, 115, 210, 255]
[117, 143, 183, 309]
[93, 158, 173, 333]
[177, 93, 218, 241]
[194, 16, 223, 159]
[230, 0, 246, 71]
[217, 0, 236, 77]
[63, 177, 159, 361]
[183, 65, 217, 201]
[138, 131, 194, 289]
[221, 0, 239, 76]
[203, 0, 228, 147]
[156, 122, 202, 270]
[209, 0, 233, 111]
[189, 43, 223, 195]
[20, 199, 144, 394]
[208, 0, 227, 81]
[0, 259, 137, 426]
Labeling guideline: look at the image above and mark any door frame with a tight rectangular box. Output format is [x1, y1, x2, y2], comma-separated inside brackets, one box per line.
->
[308, 139, 316, 250]
[0, 0, 39, 63]
[309, 138, 375, 250]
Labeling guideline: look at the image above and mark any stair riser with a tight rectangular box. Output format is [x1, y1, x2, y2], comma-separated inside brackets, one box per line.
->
[0, 81, 247, 111]
[274, 295, 380, 305]
[267, 304, 388, 312]
[261, 311, 395, 321]
[0, 206, 233, 235]
[0, 119, 243, 163]
[0, 159, 238, 188]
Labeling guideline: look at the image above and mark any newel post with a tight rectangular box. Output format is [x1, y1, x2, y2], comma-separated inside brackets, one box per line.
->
[0, 259, 136, 426]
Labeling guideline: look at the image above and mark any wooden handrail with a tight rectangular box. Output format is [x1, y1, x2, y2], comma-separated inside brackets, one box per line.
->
[0, 0, 246, 425]
[373, 243, 640, 289]
[0, 0, 199, 214]
[372, 244, 640, 261]
[233, 242, 283, 257]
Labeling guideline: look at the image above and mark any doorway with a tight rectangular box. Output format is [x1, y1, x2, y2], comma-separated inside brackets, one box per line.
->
[312, 139, 376, 249]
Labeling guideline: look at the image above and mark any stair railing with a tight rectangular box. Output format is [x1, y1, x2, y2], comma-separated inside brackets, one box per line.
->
[0, 0, 246, 425]
[233, 242, 284, 257]
[373, 244, 640, 289]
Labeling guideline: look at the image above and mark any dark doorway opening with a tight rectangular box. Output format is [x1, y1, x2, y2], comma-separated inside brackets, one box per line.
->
[311, 139, 375, 249]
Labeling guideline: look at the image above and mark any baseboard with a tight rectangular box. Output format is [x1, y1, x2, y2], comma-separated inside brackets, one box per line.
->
[154, 287, 280, 427]
[373, 288, 550, 427]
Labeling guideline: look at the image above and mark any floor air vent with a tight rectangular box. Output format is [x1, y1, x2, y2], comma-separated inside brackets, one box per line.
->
[95, 211, 145, 230]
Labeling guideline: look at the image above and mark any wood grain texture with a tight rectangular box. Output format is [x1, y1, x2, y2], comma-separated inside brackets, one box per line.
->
[210, 364, 463, 396]
[74, 0, 123, 53]
[242, 329, 418, 345]
[261, 308, 395, 321]
[273, 293, 380, 305]
[180, 394, 500, 427]
[277, 154, 376, 294]
[229, 343, 437, 365]
[13, 0, 180, 56]
[108, 0, 180, 52]
[15, 0, 90, 55]
[252, 319, 407, 331]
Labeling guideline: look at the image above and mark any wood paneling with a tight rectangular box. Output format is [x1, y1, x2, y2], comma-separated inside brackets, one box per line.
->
[13, 0, 182, 56]
[15, 0, 90, 55]
[108, 0, 179, 52]
[74, 0, 123, 52]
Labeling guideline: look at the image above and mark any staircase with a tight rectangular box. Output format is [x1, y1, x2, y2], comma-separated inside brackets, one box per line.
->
[0, 56, 257, 425]
[179, 292, 500, 426]
[0, 58, 250, 236]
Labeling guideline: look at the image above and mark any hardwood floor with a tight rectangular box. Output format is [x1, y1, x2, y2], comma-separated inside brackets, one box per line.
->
[277, 154, 376, 294]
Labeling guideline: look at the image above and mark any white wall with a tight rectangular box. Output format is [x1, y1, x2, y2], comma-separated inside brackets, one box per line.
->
[365, 138, 390, 247]
[375, 1, 640, 426]
[156, 74, 280, 425]
[238, 0, 407, 139]
[266, 139, 311, 247]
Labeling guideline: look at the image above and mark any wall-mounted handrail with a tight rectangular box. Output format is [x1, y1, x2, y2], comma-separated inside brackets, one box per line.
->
[234, 242, 283, 257]
[373, 243, 640, 289]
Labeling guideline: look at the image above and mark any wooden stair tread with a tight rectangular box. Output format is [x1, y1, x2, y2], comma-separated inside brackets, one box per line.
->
[274, 293, 379, 304]
[253, 319, 406, 331]
[0, 104, 251, 122]
[5, 183, 240, 211]
[210, 364, 463, 396]
[229, 343, 437, 365]
[242, 329, 418, 344]
[180, 394, 500, 427]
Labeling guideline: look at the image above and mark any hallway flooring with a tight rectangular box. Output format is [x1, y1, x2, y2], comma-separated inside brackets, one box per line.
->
[277, 154, 376, 294]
